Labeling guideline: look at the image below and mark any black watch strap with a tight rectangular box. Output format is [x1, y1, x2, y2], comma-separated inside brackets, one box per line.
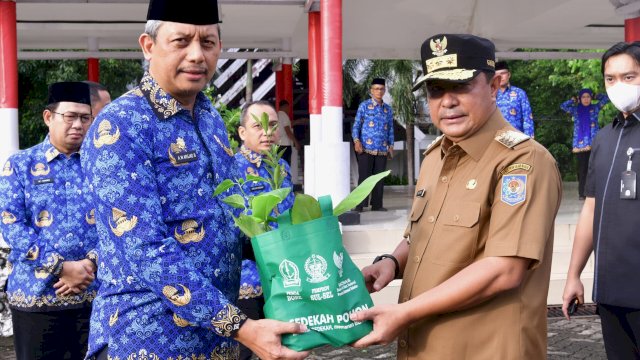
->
[373, 254, 400, 279]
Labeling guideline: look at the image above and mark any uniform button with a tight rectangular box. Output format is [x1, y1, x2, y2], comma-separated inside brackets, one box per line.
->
[67, 233, 73, 239]
[54, 243, 59, 249]
[427, 216, 435, 223]
[454, 215, 460, 222]
[78, 242, 83, 247]
[65, 182, 70, 187]
[414, 256, 421, 263]
[441, 176, 448, 183]
[399, 339, 407, 348]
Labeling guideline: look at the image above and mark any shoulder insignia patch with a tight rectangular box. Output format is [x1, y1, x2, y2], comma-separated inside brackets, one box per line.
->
[499, 163, 532, 176]
[423, 135, 444, 156]
[501, 174, 527, 206]
[495, 130, 530, 148]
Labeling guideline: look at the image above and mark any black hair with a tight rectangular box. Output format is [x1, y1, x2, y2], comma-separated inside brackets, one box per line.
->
[601, 41, 640, 75]
[278, 99, 289, 108]
[82, 81, 108, 106]
[240, 100, 277, 126]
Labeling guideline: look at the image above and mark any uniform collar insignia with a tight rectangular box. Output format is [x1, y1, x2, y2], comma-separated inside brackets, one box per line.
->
[239, 145, 262, 167]
[495, 130, 530, 148]
[44, 146, 60, 163]
[423, 135, 444, 156]
[139, 72, 182, 121]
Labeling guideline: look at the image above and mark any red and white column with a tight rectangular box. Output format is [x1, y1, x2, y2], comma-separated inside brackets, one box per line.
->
[625, 17, 640, 41]
[0, 0, 19, 164]
[305, 10, 322, 195]
[312, 0, 349, 202]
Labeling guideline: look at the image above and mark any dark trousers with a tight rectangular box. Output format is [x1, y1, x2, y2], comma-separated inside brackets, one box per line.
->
[237, 297, 265, 360]
[357, 152, 387, 209]
[598, 303, 640, 359]
[281, 146, 293, 166]
[576, 151, 591, 198]
[11, 307, 91, 360]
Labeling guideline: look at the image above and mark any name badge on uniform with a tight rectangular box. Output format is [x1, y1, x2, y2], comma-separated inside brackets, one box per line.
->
[33, 178, 54, 185]
[174, 151, 198, 165]
[620, 171, 636, 199]
[416, 189, 425, 197]
[250, 184, 266, 192]
[621, 147, 637, 200]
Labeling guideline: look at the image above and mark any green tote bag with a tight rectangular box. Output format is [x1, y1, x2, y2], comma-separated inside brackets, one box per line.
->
[250, 195, 374, 351]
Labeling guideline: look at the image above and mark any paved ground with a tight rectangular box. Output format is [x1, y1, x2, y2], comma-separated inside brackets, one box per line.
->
[0, 314, 606, 360]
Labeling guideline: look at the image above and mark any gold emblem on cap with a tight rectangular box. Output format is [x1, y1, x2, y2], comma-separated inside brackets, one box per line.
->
[430, 36, 448, 56]
[466, 179, 477, 190]
[93, 120, 120, 148]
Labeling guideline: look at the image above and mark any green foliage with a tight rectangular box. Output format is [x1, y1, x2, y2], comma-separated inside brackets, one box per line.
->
[17, 59, 143, 149]
[383, 174, 408, 185]
[494, 53, 616, 180]
[291, 194, 322, 224]
[204, 88, 242, 151]
[333, 170, 390, 216]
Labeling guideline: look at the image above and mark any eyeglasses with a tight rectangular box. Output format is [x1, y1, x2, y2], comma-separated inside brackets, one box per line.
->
[51, 111, 93, 124]
[371, 87, 386, 92]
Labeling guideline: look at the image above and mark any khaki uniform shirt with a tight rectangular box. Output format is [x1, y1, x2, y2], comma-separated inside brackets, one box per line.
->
[398, 110, 562, 360]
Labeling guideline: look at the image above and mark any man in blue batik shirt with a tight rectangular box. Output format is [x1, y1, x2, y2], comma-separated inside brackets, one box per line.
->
[80, 1, 308, 360]
[0, 82, 98, 360]
[234, 101, 295, 360]
[495, 61, 535, 137]
[352, 78, 394, 212]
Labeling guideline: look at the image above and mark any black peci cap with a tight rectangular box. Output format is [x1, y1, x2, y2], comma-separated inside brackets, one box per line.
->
[371, 78, 386, 86]
[495, 61, 509, 71]
[47, 82, 91, 106]
[413, 34, 496, 91]
[147, 0, 220, 25]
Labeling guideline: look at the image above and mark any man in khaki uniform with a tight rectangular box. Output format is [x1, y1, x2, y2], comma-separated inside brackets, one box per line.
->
[351, 34, 562, 359]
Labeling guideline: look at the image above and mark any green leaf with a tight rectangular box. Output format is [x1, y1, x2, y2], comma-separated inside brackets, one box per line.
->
[234, 214, 266, 238]
[222, 194, 246, 209]
[251, 188, 291, 221]
[291, 194, 322, 224]
[246, 174, 270, 184]
[333, 170, 391, 216]
[213, 179, 235, 197]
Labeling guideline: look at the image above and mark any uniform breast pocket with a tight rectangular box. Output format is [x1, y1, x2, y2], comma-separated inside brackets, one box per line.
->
[427, 201, 480, 266]
[409, 191, 429, 223]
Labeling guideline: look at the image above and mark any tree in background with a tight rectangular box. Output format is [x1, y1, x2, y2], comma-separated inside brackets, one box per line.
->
[17, 59, 144, 149]
[508, 55, 616, 180]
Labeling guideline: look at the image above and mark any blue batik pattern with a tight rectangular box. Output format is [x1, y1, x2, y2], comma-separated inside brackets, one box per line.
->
[496, 85, 535, 137]
[234, 146, 294, 300]
[0, 137, 98, 311]
[560, 94, 609, 152]
[81, 73, 246, 360]
[352, 98, 394, 155]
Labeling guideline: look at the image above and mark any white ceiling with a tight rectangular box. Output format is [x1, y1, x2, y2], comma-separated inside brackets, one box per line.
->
[14, 0, 631, 60]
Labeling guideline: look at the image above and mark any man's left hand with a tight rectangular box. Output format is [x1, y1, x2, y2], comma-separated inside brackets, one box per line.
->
[349, 304, 410, 348]
[54, 259, 96, 296]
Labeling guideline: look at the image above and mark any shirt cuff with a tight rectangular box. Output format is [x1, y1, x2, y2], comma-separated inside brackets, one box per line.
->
[210, 303, 248, 338]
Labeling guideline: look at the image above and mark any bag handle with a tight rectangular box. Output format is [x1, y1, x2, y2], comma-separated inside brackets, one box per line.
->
[276, 195, 334, 230]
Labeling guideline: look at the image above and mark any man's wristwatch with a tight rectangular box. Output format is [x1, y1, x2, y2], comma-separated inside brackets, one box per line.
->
[373, 254, 400, 279]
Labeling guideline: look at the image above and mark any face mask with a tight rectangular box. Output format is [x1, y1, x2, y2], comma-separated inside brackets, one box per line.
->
[606, 82, 640, 113]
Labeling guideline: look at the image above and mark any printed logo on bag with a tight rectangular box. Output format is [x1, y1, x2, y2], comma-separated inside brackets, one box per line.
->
[333, 251, 344, 277]
[305, 254, 330, 283]
[279, 259, 301, 288]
